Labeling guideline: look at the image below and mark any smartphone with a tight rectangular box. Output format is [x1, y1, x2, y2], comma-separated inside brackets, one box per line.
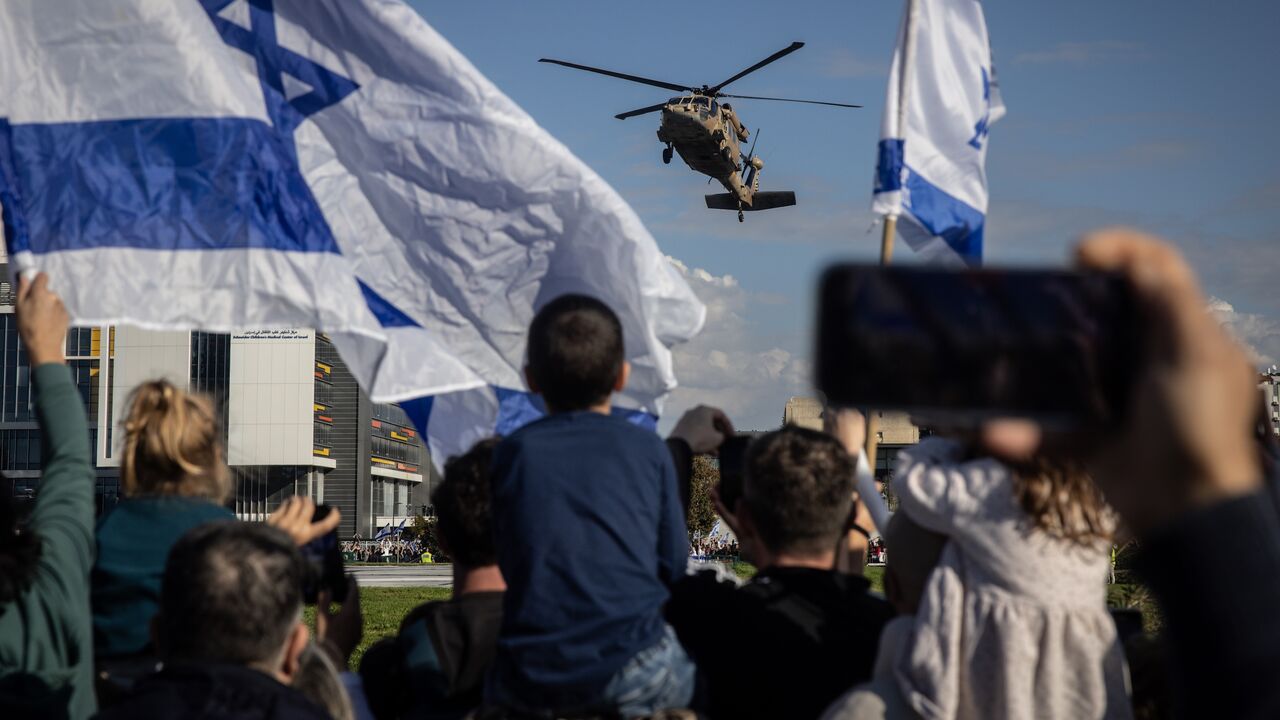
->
[815, 264, 1138, 426]
[717, 435, 752, 512]
[300, 504, 348, 605]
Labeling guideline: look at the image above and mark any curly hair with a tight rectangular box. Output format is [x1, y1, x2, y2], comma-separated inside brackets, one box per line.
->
[121, 380, 230, 502]
[1008, 456, 1113, 546]
[432, 437, 500, 567]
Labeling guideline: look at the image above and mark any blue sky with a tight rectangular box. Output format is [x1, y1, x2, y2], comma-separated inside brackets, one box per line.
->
[410, 0, 1280, 431]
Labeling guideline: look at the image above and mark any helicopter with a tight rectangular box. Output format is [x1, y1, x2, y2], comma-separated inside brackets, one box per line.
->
[539, 42, 860, 221]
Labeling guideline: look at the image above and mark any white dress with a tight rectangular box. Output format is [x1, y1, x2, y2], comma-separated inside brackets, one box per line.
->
[891, 438, 1132, 720]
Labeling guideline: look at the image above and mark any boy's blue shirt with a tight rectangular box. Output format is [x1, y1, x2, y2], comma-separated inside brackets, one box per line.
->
[489, 410, 688, 702]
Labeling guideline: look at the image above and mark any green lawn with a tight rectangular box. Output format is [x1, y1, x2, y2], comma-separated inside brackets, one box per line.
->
[306, 587, 451, 669]
[730, 560, 886, 593]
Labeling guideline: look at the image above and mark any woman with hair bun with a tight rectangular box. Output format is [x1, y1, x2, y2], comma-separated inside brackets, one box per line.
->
[91, 379, 236, 660]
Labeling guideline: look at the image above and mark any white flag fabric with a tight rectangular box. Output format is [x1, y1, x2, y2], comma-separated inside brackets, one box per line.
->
[872, 0, 1005, 266]
[0, 0, 704, 464]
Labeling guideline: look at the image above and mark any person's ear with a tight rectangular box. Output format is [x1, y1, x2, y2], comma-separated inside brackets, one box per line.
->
[523, 366, 540, 394]
[278, 623, 310, 683]
[613, 360, 631, 393]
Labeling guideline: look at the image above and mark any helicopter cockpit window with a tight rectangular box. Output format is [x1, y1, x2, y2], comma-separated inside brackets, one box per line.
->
[710, 100, 719, 113]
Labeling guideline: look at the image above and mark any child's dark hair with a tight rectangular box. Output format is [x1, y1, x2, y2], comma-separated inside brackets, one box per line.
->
[525, 294, 625, 412]
[433, 437, 500, 567]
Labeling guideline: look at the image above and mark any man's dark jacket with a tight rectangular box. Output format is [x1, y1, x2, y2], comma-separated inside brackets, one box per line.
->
[94, 662, 328, 720]
[667, 565, 893, 720]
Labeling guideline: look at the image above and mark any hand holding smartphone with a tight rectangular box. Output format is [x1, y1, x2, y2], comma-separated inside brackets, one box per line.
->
[300, 504, 349, 605]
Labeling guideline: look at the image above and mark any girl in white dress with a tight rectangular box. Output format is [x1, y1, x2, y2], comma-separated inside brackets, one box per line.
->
[888, 421, 1132, 720]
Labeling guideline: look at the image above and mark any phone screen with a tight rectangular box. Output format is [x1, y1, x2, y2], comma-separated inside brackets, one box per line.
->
[815, 264, 1137, 425]
[300, 504, 348, 604]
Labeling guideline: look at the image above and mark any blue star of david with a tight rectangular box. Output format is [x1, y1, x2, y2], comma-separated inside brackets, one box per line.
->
[199, 0, 359, 159]
[968, 67, 992, 151]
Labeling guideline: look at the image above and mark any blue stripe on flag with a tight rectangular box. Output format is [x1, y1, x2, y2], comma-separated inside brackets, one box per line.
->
[613, 405, 659, 430]
[402, 385, 660, 468]
[399, 395, 435, 441]
[0, 118, 340, 255]
[903, 166, 985, 265]
[358, 280, 421, 328]
[874, 139, 904, 194]
[494, 387, 547, 436]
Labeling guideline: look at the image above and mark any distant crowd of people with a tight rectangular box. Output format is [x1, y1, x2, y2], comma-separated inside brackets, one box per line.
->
[341, 540, 427, 564]
[2, 231, 1280, 720]
[688, 535, 739, 561]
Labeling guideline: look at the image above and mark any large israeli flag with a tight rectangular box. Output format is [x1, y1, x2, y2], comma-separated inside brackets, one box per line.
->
[0, 0, 704, 465]
[872, 0, 1005, 266]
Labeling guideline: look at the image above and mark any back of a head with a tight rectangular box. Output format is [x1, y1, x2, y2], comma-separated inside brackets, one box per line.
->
[122, 380, 229, 502]
[433, 438, 500, 567]
[525, 294, 625, 412]
[744, 426, 855, 557]
[158, 522, 303, 667]
[1007, 453, 1113, 547]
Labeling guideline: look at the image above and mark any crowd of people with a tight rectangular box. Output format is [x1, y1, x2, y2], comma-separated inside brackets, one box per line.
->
[341, 540, 428, 564]
[2, 230, 1280, 720]
[688, 534, 739, 561]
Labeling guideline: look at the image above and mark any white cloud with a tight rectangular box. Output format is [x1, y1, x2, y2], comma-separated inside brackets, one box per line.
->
[1014, 41, 1148, 66]
[1209, 296, 1280, 366]
[661, 256, 807, 433]
[821, 48, 888, 79]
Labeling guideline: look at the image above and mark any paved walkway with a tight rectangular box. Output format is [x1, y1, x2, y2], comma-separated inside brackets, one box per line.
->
[349, 564, 453, 588]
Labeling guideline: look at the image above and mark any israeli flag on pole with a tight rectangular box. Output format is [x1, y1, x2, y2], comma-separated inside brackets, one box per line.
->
[872, 0, 1005, 266]
[0, 1, 705, 465]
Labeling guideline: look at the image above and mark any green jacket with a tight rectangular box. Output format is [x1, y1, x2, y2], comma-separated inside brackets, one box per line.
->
[0, 364, 97, 719]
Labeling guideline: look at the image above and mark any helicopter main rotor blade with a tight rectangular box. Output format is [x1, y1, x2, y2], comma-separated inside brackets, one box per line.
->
[614, 102, 669, 120]
[709, 41, 805, 94]
[719, 93, 862, 109]
[538, 58, 692, 94]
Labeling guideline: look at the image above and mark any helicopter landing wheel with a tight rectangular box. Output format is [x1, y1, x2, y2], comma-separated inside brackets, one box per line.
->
[738, 210, 745, 223]
[662, 146, 673, 165]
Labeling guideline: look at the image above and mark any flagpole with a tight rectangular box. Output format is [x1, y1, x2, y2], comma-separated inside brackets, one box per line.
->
[864, 0, 918, 496]
[863, 215, 895, 482]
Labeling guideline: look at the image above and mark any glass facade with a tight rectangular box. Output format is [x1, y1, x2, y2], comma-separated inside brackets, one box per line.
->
[370, 402, 422, 470]
[1, 315, 119, 513]
[0, 314, 34, 422]
[190, 331, 231, 439]
[233, 465, 312, 519]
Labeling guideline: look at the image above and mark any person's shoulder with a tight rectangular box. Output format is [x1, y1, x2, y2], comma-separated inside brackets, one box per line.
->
[398, 598, 449, 633]
[894, 437, 963, 476]
[835, 574, 894, 618]
[598, 413, 668, 454]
